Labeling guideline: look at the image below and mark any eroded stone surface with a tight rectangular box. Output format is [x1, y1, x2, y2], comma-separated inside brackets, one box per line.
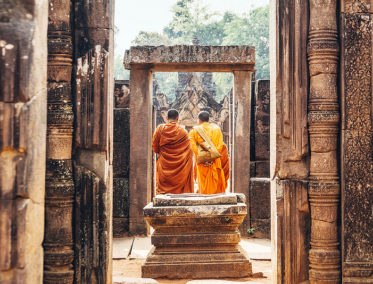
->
[0, 0, 48, 283]
[124, 45, 255, 69]
[142, 194, 252, 279]
[308, 0, 341, 282]
[153, 193, 245, 207]
[341, 6, 373, 281]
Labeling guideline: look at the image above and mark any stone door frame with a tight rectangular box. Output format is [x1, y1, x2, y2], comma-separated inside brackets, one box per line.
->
[124, 46, 255, 234]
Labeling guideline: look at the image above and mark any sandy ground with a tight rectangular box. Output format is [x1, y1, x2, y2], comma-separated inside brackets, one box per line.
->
[112, 237, 272, 284]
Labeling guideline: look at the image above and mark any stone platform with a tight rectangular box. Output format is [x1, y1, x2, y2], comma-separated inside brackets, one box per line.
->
[142, 193, 252, 279]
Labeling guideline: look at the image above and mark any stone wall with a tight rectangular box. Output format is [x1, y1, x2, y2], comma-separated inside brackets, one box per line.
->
[73, 0, 114, 282]
[341, 2, 373, 282]
[113, 80, 130, 237]
[0, 1, 48, 283]
[44, 0, 114, 283]
[250, 80, 270, 238]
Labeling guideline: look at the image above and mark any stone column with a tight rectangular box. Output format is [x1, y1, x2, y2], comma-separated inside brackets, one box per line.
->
[129, 68, 153, 235]
[270, 0, 311, 282]
[44, 0, 75, 282]
[307, 0, 340, 282]
[340, 2, 373, 282]
[233, 71, 252, 234]
[0, 1, 48, 283]
[74, 0, 114, 282]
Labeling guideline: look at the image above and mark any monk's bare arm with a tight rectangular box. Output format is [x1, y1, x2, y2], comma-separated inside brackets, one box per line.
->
[152, 126, 161, 153]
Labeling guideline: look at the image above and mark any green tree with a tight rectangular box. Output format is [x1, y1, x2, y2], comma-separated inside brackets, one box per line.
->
[132, 31, 174, 46]
[114, 54, 129, 80]
[223, 6, 269, 79]
[125, 2, 270, 99]
[164, 0, 220, 44]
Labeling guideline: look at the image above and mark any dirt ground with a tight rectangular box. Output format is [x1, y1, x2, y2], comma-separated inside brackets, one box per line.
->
[112, 237, 272, 284]
[113, 258, 272, 284]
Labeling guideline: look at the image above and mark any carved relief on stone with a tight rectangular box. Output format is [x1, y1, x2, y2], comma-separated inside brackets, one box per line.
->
[44, 0, 75, 282]
[73, 0, 114, 281]
[341, 3, 373, 280]
[165, 72, 229, 130]
[114, 81, 130, 108]
[153, 93, 170, 123]
[307, 0, 340, 282]
[75, 46, 110, 151]
[275, 0, 310, 179]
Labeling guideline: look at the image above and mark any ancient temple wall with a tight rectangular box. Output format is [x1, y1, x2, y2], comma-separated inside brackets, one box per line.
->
[0, 0, 48, 283]
[270, 0, 311, 282]
[250, 80, 270, 238]
[73, 0, 114, 282]
[113, 82, 130, 237]
[43, 0, 114, 282]
[340, 2, 373, 282]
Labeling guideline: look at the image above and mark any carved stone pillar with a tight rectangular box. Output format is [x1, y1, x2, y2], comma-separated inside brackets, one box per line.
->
[307, 0, 340, 282]
[341, 2, 373, 282]
[73, 0, 114, 282]
[44, 0, 75, 282]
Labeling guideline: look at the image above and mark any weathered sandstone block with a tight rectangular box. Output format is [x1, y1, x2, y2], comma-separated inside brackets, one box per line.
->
[142, 193, 252, 279]
[124, 45, 255, 68]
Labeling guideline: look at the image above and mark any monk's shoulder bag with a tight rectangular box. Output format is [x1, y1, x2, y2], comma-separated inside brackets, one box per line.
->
[194, 125, 222, 165]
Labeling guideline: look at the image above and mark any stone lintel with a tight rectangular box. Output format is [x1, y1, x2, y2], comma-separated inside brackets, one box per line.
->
[124, 45, 255, 72]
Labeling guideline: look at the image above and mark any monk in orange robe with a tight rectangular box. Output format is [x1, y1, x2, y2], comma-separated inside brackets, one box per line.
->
[152, 109, 194, 194]
[189, 111, 229, 194]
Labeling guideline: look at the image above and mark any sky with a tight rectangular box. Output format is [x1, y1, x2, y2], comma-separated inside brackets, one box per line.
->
[114, 0, 269, 57]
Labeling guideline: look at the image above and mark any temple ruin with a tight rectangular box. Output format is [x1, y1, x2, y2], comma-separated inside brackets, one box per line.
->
[0, 0, 372, 283]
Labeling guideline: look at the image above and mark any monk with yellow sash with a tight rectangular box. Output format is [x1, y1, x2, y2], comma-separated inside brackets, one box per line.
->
[189, 111, 230, 194]
[152, 109, 194, 194]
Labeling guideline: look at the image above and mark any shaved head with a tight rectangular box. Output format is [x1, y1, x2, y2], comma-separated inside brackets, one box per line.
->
[167, 109, 179, 120]
[198, 111, 210, 122]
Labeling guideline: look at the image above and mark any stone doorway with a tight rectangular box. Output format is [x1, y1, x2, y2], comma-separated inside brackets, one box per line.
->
[123, 45, 255, 236]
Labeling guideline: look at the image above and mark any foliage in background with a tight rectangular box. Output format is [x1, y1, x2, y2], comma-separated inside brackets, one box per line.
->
[114, 54, 129, 80]
[223, 6, 269, 79]
[114, 1, 269, 99]
[154, 72, 179, 103]
[132, 31, 174, 46]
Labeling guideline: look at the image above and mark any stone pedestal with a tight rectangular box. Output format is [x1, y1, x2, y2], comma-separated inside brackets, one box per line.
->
[142, 193, 252, 279]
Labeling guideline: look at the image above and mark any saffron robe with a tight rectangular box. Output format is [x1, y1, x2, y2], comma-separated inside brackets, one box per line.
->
[189, 122, 228, 194]
[152, 122, 194, 194]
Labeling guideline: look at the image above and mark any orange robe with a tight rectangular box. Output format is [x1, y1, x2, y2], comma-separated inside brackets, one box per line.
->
[152, 122, 194, 194]
[189, 122, 228, 194]
[220, 143, 230, 186]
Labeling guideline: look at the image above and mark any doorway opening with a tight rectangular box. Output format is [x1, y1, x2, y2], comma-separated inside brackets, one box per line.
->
[152, 71, 234, 195]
